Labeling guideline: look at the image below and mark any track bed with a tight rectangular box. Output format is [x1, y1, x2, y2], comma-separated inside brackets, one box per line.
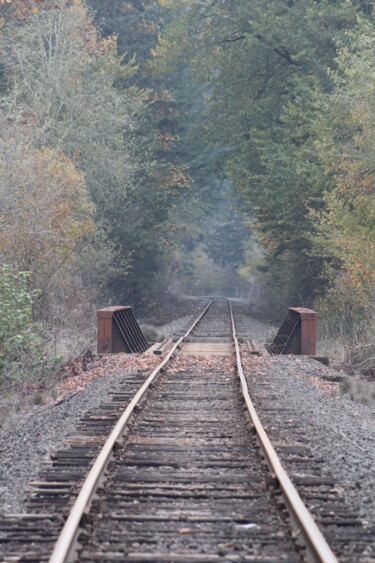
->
[79, 356, 298, 561]
[1, 299, 373, 562]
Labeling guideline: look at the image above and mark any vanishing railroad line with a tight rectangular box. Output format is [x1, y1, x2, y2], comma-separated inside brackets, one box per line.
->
[0, 299, 370, 562]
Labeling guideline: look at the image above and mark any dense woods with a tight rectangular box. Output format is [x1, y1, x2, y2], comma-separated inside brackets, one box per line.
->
[153, 0, 375, 334]
[0, 0, 374, 379]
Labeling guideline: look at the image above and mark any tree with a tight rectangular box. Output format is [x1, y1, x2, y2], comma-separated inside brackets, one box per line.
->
[86, 0, 163, 74]
[86, 0, 222, 300]
[312, 28, 375, 333]
[0, 265, 42, 378]
[0, 122, 95, 310]
[1, 0, 187, 305]
[155, 0, 365, 311]
[0, 0, 56, 26]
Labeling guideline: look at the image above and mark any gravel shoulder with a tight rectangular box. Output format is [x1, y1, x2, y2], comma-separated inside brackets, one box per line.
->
[244, 354, 375, 525]
[0, 312, 195, 515]
[0, 360, 145, 514]
[1, 300, 375, 536]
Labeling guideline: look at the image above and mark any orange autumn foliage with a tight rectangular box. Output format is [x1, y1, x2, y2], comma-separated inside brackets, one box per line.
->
[0, 147, 94, 285]
[0, 0, 58, 26]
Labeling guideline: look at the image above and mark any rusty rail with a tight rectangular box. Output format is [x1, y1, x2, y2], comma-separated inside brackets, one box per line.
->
[49, 298, 335, 563]
[48, 301, 213, 563]
[229, 301, 337, 563]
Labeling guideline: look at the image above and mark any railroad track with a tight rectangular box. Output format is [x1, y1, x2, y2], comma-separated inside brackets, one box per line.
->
[0, 299, 370, 561]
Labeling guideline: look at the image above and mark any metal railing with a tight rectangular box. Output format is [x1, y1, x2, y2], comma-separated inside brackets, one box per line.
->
[97, 306, 148, 354]
[267, 307, 317, 355]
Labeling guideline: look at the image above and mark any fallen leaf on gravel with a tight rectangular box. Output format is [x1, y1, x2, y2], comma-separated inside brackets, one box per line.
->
[179, 527, 194, 534]
[56, 353, 161, 397]
[309, 376, 339, 395]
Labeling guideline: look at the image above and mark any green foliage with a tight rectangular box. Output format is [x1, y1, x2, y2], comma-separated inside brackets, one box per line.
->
[204, 220, 246, 269]
[156, 0, 369, 309]
[80, 0, 198, 302]
[0, 0, 187, 309]
[0, 265, 65, 381]
[310, 26, 375, 336]
[86, 0, 163, 75]
[0, 265, 41, 377]
[86, 4, 220, 304]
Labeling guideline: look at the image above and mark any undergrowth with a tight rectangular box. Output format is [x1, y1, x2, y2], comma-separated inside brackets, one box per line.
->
[340, 376, 375, 406]
[141, 325, 162, 343]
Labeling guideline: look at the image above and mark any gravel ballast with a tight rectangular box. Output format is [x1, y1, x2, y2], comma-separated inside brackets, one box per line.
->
[245, 355, 375, 525]
[0, 365, 136, 514]
[0, 313, 196, 516]
[1, 301, 375, 538]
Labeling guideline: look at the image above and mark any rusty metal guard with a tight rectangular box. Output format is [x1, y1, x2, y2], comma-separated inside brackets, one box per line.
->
[97, 306, 149, 354]
[267, 307, 317, 355]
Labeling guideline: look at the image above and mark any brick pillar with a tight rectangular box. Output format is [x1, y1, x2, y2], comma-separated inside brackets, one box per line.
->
[290, 307, 317, 355]
[97, 309, 114, 353]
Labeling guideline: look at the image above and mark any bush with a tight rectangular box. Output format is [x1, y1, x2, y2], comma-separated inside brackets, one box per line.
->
[0, 265, 44, 379]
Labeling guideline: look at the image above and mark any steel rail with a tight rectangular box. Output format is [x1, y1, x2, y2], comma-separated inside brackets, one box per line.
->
[49, 300, 214, 563]
[228, 300, 338, 563]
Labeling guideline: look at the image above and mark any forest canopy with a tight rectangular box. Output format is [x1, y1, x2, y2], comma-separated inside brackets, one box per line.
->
[152, 0, 375, 331]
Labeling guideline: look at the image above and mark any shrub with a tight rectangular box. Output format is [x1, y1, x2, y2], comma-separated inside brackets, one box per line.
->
[0, 265, 43, 379]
